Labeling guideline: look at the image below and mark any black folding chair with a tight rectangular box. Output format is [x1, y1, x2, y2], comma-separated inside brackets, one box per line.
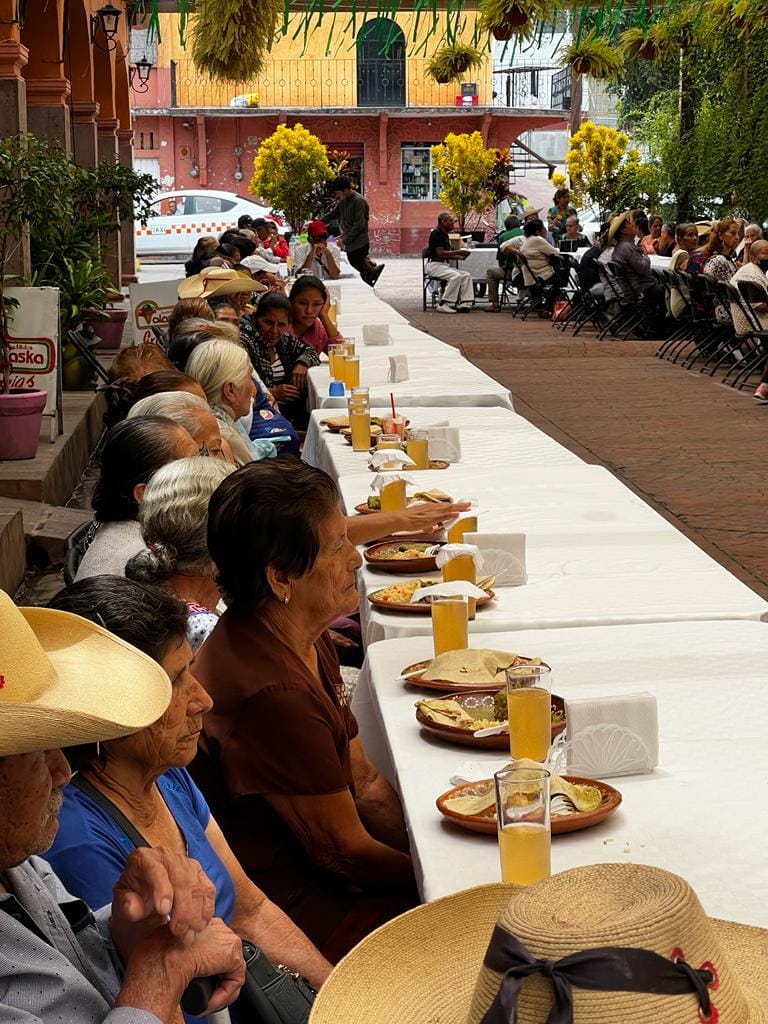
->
[421, 247, 446, 311]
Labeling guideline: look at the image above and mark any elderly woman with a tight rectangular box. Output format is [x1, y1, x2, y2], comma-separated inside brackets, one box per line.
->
[731, 239, 768, 339]
[186, 337, 276, 465]
[75, 416, 199, 581]
[128, 390, 230, 462]
[701, 218, 740, 323]
[126, 456, 235, 652]
[46, 577, 332, 1018]
[167, 318, 239, 372]
[667, 223, 700, 320]
[640, 214, 663, 253]
[288, 274, 343, 354]
[191, 458, 417, 963]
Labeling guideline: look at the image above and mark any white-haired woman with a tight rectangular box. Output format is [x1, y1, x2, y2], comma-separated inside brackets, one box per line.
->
[128, 389, 230, 461]
[186, 339, 276, 465]
[126, 456, 236, 653]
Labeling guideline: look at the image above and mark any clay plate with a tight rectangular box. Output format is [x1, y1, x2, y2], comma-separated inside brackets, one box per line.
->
[354, 499, 452, 515]
[366, 459, 450, 472]
[363, 541, 441, 575]
[416, 689, 566, 750]
[369, 587, 494, 614]
[436, 776, 622, 835]
[401, 656, 549, 693]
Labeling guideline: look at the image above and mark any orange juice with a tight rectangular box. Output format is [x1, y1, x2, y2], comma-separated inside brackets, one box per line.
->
[349, 408, 371, 451]
[330, 350, 345, 380]
[342, 340, 356, 356]
[498, 823, 551, 885]
[506, 687, 551, 761]
[447, 515, 478, 543]
[380, 477, 406, 512]
[406, 433, 430, 470]
[343, 356, 360, 389]
[328, 300, 337, 329]
[431, 598, 468, 656]
[441, 554, 477, 619]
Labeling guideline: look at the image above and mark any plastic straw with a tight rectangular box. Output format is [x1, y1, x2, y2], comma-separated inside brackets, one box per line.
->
[390, 392, 396, 418]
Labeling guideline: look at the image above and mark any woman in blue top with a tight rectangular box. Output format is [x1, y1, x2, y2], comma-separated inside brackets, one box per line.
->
[46, 576, 332, 1021]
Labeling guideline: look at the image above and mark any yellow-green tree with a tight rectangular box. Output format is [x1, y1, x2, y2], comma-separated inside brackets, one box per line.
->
[249, 123, 332, 232]
[566, 120, 659, 216]
[431, 132, 498, 231]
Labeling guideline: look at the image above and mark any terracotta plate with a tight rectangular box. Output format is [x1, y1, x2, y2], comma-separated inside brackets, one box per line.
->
[353, 499, 452, 515]
[401, 657, 549, 693]
[363, 541, 441, 575]
[366, 459, 450, 472]
[369, 587, 494, 614]
[436, 776, 622, 836]
[415, 689, 566, 750]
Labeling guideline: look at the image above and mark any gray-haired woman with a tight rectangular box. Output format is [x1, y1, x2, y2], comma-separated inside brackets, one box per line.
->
[128, 390, 229, 461]
[126, 456, 236, 652]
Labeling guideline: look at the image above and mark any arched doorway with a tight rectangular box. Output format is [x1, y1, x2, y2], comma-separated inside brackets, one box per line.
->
[356, 18, 405, 107]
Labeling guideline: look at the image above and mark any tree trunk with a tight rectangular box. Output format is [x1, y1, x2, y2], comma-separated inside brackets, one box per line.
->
[676, 47, 696, 222]
[569, 68, 583, 138]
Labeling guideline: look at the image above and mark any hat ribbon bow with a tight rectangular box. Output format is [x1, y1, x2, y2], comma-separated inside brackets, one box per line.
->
[480, 926, 714, 1024]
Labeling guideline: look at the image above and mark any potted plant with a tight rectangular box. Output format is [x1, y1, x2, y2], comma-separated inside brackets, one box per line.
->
[561, 33, 624, 80]
[478, 0, 557, 41]
[426, 43, 485, 84]
[191, 0, 281, 83]
[619, 27, 661, 61]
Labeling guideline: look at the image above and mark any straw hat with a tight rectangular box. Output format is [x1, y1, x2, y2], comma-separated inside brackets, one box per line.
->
[178, 268, 267, 300]
[696, 220, 713, 237]
[607, 211, 634, 245]
[310, 864, 768, 1024]
[0, 590, 171, 757]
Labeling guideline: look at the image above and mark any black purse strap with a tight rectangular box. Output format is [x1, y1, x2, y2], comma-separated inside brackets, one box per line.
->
[70, 773, 151, 850]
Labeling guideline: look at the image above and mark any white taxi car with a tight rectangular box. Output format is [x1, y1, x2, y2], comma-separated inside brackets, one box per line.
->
[135, 189, 286, 258]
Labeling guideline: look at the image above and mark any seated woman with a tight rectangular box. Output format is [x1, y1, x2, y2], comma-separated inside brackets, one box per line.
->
[667, 223, 700, 320]
[46, 576, 332, 1021]
[288, 274, 342, 355]
[240, 292, 321, 429]
[294, 221, 342, 281]
[191, 458, 418, 964]
[656, 222, 677, 258]
[640, 214, 662, 254]
[106, 343, 173, 383]
[702, 218, 740, 324]
[126, 456, 235, 653]
[186, 338, 277, 464]
[731, 239, 768, 337]
[74, 416, 199, 581]
[128, 390, 230, 463]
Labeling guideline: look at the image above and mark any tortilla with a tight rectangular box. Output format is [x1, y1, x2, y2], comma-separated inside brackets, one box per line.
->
[425, 649, 539, 685]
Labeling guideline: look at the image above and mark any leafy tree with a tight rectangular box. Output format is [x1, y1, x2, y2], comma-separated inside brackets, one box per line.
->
[430, 132, 498, 231]
[249, 123, 333, 233]
[566, 121, 658, 217]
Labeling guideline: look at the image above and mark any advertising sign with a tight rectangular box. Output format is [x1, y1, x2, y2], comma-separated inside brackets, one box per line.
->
[5, 287, 60, 430]
[128, 279, 181, 346]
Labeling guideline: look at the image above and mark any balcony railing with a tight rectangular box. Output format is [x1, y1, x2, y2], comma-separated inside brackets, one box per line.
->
[492, 65, 570, 111]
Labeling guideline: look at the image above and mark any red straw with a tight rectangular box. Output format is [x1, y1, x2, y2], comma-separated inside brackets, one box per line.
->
[390, 392, 396, 418]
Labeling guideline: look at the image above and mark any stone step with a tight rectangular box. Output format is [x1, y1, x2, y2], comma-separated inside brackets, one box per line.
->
[0, 510, 25, 595]
[0, 497, 91, 565]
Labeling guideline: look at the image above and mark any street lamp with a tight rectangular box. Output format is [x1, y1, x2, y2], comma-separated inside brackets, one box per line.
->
[129, 56, 153, 92]
[90, 2, 121, 51]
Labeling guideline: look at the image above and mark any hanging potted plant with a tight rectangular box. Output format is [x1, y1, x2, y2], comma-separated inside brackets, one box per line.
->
[619, 27, 661, 61]
[478, 0, 557, 42]
[190, 0, 281, 83]
[561, 33, 624, 80]
[426, 43, 485, 84]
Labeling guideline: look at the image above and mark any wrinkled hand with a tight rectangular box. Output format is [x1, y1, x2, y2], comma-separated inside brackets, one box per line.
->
[291, 363, 309, 392]
[272, 383, 302, 403]
[398, 500, 472, 535]
[328, 627, 358, 649]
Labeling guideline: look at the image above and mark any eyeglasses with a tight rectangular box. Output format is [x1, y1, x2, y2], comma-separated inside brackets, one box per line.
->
[198, 442, 211, 457]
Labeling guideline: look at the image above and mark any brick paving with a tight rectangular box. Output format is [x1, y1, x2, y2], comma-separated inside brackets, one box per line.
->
[376, 258, 768, 600]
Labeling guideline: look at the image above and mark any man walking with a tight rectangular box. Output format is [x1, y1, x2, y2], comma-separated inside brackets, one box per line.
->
[426, 212, 475, 313]
[328, 176, 384, 287]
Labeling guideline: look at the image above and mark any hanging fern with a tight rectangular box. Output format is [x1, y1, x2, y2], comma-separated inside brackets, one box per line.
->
[619, 27, 660, 62]
[190, 0, 282, 84]
[477, 0, 557, 42]
[426, 43, 485, 84]
[562, 32, 624, 80]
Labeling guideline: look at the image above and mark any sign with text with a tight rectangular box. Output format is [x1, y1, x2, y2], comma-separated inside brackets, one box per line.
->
[5, 286, 60, 417]
[128, 278, 182, 346]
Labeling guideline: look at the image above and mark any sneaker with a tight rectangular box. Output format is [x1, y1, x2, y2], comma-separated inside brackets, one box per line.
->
[370, 263, 385, 286]
[437, 304, 457, 314]
[456, 304, 474, 313]
[754, 386, 768, 403]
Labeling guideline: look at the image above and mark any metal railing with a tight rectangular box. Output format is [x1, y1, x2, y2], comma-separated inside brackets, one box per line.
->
[491, 64, 570, 111]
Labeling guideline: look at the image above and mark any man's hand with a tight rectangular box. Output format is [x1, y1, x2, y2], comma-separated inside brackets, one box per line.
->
[272, 382, 303, 403]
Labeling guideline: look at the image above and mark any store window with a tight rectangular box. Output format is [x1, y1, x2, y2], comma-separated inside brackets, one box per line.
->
[401, 144, 441, 201]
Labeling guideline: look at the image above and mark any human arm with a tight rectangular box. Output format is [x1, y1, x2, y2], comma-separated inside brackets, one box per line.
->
[318, 291, 341, 340]
[316, 242, 342, 279]
[204, 816, 332, 988]
[349, 737, 409, 853]
[345, 500, 472, 545]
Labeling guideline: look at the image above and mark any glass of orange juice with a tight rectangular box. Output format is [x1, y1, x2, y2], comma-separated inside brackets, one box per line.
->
[494, 764, 551, 886]
[377, 434, 402, 469]
[406, 429, 430, 470]
[447, 514, 478, 544]
[328, 344, 345, 380]
[380, 476, 407, 512]
[431, 595, 469, 656]
[506, 664, 552, 762]
[441, 552, 478, 620]
[342, 339, 356, 357]
[343, 355, 360, 389]
[348, 397, 371, 452]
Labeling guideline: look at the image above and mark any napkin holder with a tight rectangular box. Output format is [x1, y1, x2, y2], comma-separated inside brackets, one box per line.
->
[428, 426, 461, 463]
[363, 324, 391, 346]
[558, 692, 659, 779]
[464, 532, 526, 587]
[387, 354, 409, 383]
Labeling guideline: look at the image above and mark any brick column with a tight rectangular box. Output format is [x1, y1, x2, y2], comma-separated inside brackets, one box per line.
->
[117, 127, 137, 284]
[97, 117, 122, 287]
[0, 40, 29, 277]
[26, 78, 71, 150]
[71, 100, 100, 167]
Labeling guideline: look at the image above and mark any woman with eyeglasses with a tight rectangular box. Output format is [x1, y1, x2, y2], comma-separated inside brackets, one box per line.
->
[295, 220, 342, 280]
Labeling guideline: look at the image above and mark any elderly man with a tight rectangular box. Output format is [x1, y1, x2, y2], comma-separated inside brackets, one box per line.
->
[425, 212, 475, 314]
[0, 590, 244, 1022]
[485, 214, 523, 312]
[610, 211, 666, 322]
[558, 215, 590, 253]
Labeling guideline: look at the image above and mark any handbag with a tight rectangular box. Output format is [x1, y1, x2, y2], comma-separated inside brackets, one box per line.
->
[70, 774, 315, 1023]
[552, 298, 571, 323]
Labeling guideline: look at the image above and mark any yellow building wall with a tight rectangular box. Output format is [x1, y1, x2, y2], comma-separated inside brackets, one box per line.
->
[158, 11, 492, 108]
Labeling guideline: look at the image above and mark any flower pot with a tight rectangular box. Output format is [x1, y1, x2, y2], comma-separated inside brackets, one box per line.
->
[84, 307, 128, 350]
[573, 58, 592, 75]
[492, 23, 516, 40]
[0, 388, 46, 460]
[505, 5, 530, 27]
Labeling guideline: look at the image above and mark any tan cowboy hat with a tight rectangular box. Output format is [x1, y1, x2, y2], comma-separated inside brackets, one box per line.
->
[696, 220, 713, 237]
[177, 267, 267, 300]
[310, 864, 768, 1023]
[0, 590, 171, 757]
[607, 211, 634, 245]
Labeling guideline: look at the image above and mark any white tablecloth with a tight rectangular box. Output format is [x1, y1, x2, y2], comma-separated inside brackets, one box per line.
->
[334, 324, 461, 361]
[355, 620, 768, 925]
[462, 248, 498, 282]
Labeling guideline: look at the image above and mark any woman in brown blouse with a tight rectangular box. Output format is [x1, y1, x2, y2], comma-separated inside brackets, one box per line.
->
[191, 457, 417, 962]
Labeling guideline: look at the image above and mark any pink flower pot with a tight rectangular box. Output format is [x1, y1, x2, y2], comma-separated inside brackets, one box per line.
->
[0, 388, 47, 460]
[84, 307, 129, 350]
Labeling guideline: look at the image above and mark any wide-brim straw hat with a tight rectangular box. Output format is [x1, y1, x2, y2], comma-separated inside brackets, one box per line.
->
[0, 590, 171, 756]
[696, 220, 713, 236]
[608, 211, 633, 245]
[310, 864, 768, 1024]
[178, 268, 267, 300]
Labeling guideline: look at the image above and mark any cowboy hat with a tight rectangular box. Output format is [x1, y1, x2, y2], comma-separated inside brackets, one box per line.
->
[0, 590, 171, 757]
[696, 220, 713, 236]
[178, 268, 267, 301]
[607, 211, 634, 245]
[309, 864, 768, 1023]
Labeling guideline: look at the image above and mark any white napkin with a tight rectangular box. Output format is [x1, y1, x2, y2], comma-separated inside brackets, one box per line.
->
[369, 472, 414, 493]
[563, 693, 659, 778]
[363, 324, 391, 345]
[368, 449, 414, 470]
[387, 354, 409, 383]
[433, 543, 481, 569]
[464, 532, 527, 587]
[428, 426, 461, 463]
[410, 580, 487, 604]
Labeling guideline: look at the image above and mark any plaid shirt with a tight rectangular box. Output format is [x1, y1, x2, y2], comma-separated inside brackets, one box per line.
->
[239, 315, 321, 388]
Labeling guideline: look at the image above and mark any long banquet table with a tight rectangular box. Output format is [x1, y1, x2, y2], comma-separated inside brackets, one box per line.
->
[355, 621, 768, 925]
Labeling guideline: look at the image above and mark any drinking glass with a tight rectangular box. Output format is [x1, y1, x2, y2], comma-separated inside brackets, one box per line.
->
[431, 595, 469, 656]
[406, 429, 430, 470]
[506, 664, 552, 762]
[447, 514, 478, 544]
[347, 397, 371, 452]
[377, 433, 402, 469]
[342, 339, 356, 357]
[382, 413, 406, 439]
[343, 355, 360, 389]
[441, 553, 477, 620]
[494, 764, 551, 886]
[328, 344, 345, 381]
[380, 477, 407, 512]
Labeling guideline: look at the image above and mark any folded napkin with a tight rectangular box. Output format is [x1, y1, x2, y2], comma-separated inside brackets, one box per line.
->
[369, 471, 414, 493]
[410, 580, 488, 604]
[464, 532, 527, 587]
[368, 450, 415, 470]
[433, 543, 481, 569]
[363, 324, 391, 346]
[428, 426, 461, 463]
[387, 354, 409, 383]
[563, 692, 658, 778]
